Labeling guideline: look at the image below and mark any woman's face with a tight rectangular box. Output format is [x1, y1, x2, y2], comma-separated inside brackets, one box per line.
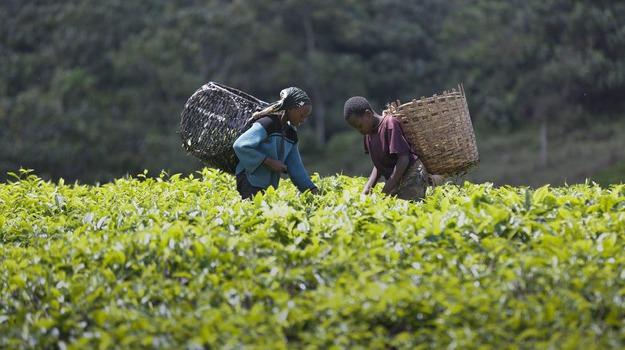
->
[286, 104, 312, 127]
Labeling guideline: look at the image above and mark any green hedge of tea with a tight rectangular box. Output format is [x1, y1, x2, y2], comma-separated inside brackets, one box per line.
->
[1, 169, 625, 349]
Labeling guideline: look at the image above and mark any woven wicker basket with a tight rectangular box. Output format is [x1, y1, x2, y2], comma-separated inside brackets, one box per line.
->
[179, 82, 269, 174]
[385, 84, 479, 175]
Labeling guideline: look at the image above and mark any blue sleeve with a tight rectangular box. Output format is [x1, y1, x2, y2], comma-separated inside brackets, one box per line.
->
[284, 145, 316, 192]
[233, 123, 268, 174]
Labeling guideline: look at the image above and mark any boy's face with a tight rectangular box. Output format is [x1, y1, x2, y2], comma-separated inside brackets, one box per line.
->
[346, 110, 375, 135]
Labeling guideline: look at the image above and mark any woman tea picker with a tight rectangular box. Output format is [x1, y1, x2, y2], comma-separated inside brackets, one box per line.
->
[233, 87, 319, 199]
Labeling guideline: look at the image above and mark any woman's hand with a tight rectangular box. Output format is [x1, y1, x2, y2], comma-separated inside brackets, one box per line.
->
[263, 158, 288, 173]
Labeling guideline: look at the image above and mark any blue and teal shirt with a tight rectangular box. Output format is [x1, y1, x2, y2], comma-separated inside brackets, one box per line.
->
[233, 115, 316, 192]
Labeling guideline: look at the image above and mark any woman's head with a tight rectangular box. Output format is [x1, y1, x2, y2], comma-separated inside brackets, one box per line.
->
[344, 96, 377, 135]
[251, 87, 312, 126]
[280, 87, 312, 126]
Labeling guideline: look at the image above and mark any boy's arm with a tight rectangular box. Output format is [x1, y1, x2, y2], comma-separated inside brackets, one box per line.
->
[363, 166, 381, 195]
[381, 118, 413, 195]
[382, 154, 410, 195]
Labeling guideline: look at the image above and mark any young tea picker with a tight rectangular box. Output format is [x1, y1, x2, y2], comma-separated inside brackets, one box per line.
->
[343, 96, 437, 201]
[233, 87, 319, 199]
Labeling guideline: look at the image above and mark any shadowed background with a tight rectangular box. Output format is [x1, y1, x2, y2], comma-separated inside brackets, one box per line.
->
[2, 0, 624, 186]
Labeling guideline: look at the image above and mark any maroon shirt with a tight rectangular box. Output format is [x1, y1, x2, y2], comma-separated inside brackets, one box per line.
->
[364, 115, 418, 179]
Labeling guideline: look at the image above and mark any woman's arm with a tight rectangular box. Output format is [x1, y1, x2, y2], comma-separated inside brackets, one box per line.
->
[233, 123, 269, 174]
[382, 154, 410, 195]
[284, 145, 316, 192]
[234, 124, 287, 173]
[363, 166, 381, 195]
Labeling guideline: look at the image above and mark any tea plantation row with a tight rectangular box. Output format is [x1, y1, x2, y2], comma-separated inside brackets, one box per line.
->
[1, 169, 624, 349]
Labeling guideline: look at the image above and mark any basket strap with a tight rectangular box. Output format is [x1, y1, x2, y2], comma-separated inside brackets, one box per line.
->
[278, 127, 285, 162]
[271, 123, 286, 185]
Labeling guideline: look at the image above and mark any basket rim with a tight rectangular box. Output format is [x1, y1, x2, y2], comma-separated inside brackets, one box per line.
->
[202, 81, 269, 107]
[389, 83, 467, 111]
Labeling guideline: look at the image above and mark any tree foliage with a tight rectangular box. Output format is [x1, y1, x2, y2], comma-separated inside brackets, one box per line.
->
[1, 1, 623, 181]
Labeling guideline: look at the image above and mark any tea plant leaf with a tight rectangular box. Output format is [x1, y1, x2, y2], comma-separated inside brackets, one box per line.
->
[1, 169, 624, 348]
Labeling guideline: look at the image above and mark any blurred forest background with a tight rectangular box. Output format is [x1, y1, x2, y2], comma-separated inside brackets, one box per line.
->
[2, 0, 624, 186]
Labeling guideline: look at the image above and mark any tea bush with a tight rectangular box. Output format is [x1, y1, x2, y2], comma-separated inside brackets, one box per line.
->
[1, 169, 625, 349]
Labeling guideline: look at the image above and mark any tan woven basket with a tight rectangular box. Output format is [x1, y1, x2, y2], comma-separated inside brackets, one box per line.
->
[385, 83, 479, 175]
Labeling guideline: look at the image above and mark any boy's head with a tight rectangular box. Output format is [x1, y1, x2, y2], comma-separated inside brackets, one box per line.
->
[343, 96, 377, 135]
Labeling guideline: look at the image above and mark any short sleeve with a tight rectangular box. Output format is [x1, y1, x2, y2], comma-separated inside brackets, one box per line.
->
[387, 118, 412, 156]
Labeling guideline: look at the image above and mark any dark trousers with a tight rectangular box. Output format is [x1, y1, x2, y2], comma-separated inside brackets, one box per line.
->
[236, 172, 265, 199]
[392, 160, 428, 201]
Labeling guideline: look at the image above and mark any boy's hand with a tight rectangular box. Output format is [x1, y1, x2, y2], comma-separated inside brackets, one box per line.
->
[263, 158, 288, 173]
[382, 154, 410, 195]
[381, 184, 397, 196]
[363, 167, 380, 196]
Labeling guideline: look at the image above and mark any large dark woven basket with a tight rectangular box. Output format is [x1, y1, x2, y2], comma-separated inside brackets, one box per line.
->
[179, 82, 269, 174]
